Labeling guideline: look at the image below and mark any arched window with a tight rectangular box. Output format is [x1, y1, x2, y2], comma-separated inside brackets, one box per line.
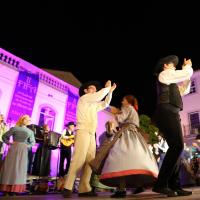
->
[38, 106, 56, 130]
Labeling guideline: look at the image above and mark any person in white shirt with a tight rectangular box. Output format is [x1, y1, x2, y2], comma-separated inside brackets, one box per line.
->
[154, 134, 169, 169]
[62, 80, 116, 198]
[152, 55, 193, 197]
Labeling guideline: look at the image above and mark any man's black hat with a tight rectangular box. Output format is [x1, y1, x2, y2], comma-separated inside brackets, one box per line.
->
[79, 81, 102, 96]
[154, 55, 179, 76]
[65, 121, 76, 127]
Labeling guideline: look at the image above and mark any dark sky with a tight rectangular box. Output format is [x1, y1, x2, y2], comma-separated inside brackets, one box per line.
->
[1, 2, 200, 117]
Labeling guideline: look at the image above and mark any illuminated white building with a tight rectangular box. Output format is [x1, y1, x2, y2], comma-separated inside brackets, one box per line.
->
[0, 48, 114, 176]
[180, 70, 200, 143]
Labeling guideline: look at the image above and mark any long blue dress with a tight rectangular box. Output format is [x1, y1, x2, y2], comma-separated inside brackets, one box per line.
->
[0, 126, 35, 193]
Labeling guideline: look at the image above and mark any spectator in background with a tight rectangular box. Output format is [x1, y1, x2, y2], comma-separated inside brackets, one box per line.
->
[99, 120, 117, 146]
[0, 114, 8, 161]
[153, 134, 168, 169]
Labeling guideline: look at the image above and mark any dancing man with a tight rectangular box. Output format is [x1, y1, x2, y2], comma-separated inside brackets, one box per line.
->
[152, 55, 193, 197]
[62, 80, 116, 198]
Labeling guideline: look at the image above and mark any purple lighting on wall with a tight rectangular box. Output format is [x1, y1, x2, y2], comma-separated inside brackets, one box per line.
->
[7, 71, 39, 124]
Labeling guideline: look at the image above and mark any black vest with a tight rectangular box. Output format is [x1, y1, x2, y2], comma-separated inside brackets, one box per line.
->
[157, 82, 183, 110]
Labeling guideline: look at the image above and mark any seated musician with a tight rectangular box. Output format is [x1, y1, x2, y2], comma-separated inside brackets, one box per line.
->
[58, 122, 76, 177]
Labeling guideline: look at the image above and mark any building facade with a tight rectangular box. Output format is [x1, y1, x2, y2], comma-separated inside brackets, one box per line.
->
[0, 48, 115, 176]
[180, 70, 200, 143]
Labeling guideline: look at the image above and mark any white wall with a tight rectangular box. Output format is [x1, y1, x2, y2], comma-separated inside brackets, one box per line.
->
[180, 70, 200, 136]
[0, 63, 18, 123]
[32, 82, 67, 133]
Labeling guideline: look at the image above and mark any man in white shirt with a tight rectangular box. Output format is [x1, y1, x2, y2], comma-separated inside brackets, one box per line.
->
[154, 134, 169, 169]
[152, 55, 193, 197]
[62, 80, 116, 198]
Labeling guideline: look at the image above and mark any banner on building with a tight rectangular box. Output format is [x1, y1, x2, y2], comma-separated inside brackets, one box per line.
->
[7, 71, 39, 124]
[64, 90, 79, 127]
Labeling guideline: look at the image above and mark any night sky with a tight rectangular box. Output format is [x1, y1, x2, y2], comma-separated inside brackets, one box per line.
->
[1, 2, 200, 117]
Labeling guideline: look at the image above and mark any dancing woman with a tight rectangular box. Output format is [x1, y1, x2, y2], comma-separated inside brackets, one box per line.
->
[99, 95, 158, 198]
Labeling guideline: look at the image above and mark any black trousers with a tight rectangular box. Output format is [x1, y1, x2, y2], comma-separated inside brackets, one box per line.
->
[154, 104, 184, 189]
[27, 147, 34, 174]
[59, 147, 71, 177]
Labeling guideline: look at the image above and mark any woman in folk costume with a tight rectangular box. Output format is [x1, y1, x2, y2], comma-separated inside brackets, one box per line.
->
[0, 115, 35, 196]
[99, 95, 159, 198]
[32, 124, 52, 177]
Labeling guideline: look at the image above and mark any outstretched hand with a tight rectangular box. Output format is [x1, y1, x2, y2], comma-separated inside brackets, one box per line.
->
[105, 80, 111, 88]
[110, 83, 117, 92]
[110, 106, 120, 114]
[183, 58, 192, 67]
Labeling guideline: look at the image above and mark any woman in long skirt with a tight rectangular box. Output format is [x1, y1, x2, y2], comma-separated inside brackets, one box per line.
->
[99, 95, 159, 198]
[0, 115, 35, 196]
[32, 124, 51, 177]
